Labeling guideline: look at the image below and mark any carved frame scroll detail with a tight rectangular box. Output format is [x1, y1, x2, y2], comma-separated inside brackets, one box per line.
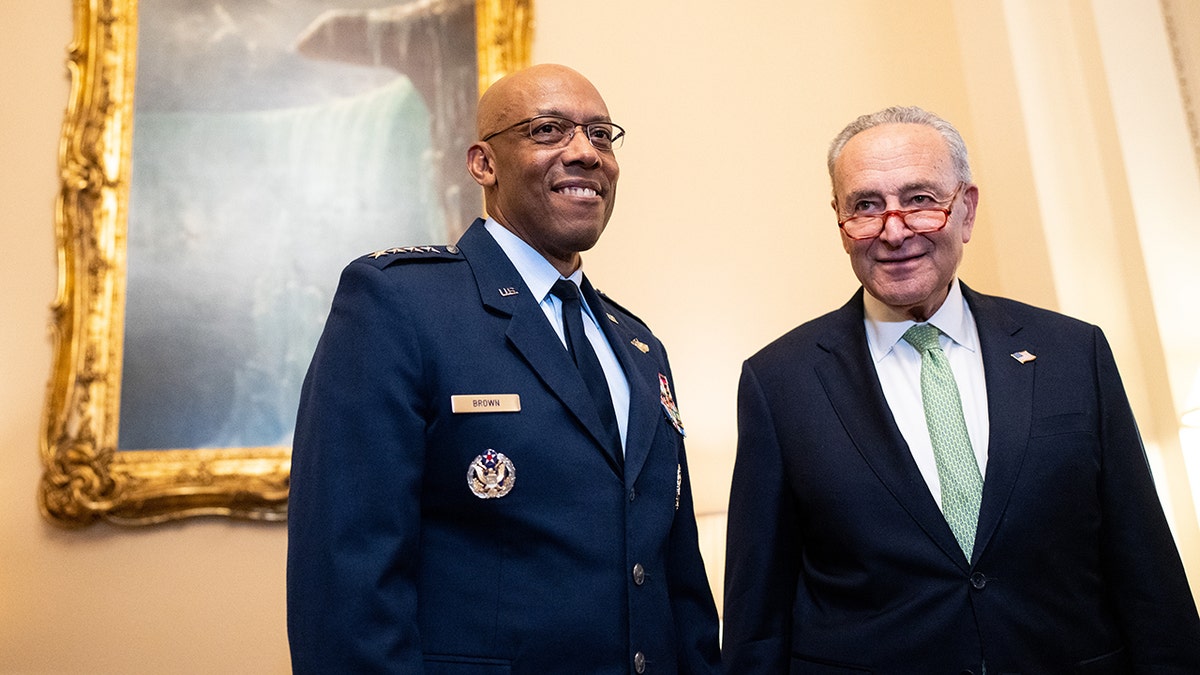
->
[40, 0, 533, 527]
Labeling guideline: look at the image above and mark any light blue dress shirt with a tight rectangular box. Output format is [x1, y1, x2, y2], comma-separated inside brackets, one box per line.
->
[484, 218, 631, 452]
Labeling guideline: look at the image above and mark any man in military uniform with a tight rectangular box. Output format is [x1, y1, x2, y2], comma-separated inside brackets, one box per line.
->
[287, 64, 721, 674]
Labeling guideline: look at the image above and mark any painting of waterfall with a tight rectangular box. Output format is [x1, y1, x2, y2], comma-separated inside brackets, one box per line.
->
[119, 0, 480, 451]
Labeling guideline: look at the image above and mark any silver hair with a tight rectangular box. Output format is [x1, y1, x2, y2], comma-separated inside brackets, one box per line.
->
[826, 105, 972, 191]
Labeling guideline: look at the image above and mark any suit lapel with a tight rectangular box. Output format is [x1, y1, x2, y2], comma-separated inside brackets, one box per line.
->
[961, 285, 1033, 562]
[582, 279, 662, 486]
[820, 284, 1035, 567]
[457, 221, 622, 476]
[815, 291, 969, 569]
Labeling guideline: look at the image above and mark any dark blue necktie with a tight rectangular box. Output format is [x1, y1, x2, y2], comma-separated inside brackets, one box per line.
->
[550, 279, 622, 465]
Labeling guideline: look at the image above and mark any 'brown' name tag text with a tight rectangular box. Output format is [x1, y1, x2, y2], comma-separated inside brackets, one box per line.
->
[451, 394, 521, 413]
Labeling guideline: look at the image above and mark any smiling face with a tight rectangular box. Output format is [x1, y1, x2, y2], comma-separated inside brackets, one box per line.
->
[468, 64, 619, 276]
[832, 123, 978, 322]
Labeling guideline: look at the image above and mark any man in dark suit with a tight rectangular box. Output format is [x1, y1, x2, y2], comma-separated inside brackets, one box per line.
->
[722, 105, 1200, 673]
[287, 64, 721, 674]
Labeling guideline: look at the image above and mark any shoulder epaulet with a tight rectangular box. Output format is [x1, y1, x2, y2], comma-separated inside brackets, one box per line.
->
[594, 288, 650, 330]
[358, 244, 464, 267]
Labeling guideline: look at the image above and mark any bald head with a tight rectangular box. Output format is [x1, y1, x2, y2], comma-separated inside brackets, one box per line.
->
[466, 64, 620, 276]
[476, 64, 608, 140]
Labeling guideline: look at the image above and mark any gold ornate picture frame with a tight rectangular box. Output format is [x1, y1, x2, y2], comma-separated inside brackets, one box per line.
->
[40, 0, 533, 527]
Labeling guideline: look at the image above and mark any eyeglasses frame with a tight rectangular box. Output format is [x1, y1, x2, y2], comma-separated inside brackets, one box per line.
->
[837, 181, 967, 240]
[480, 114, 626, 151]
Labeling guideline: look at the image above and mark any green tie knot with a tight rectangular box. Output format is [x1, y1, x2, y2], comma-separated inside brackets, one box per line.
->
[903, 323, 942, 353]
[900, 320, 982, 560]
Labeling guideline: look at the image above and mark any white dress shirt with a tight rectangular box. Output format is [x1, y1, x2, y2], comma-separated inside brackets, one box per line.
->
[863, 279, 989, 508]
[484, 218, 630, 451]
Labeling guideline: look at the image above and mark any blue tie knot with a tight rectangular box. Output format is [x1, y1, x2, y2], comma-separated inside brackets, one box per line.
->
[550, 279, 580, 304]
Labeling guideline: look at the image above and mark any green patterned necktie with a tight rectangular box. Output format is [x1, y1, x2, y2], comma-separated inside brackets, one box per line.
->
[902, 323, 983, 559]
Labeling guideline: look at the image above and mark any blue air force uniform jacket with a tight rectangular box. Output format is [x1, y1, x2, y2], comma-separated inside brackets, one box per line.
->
[287, 219, 721, 674]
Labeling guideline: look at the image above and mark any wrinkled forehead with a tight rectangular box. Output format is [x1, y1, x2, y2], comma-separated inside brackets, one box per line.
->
[833, 123, 954, 197]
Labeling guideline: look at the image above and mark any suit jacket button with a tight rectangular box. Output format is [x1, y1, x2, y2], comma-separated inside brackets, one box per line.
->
[633, 651, 646, 673]
[629, 488, 637, 502]
[632, 563, 645, 585]
[970, 572, 987, 590]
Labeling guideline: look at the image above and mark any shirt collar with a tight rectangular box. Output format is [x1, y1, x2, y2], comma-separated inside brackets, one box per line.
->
[484, 217, 583, 300]
[863, 278, 977, 362]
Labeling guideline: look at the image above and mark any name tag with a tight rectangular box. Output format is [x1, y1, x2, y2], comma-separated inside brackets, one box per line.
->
[451, 394, 521, 413]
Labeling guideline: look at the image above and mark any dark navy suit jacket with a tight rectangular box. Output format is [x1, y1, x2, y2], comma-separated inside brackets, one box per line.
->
[288, 219, 720, 674]
[722, 284, 1200, 674]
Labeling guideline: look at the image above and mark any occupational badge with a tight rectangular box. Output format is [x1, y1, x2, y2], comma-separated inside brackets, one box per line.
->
[659, 373, 686, 437]
[675, 464, 682, 511]
[467, 449, 516, 499]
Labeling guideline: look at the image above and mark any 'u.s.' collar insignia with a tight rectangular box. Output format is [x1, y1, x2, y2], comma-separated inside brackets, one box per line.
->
[467, 449, 515, 499]
[1010, 350, 1037, 364]
[658, 373, 686, 437]
[631, 338, 650, 353]
[606, 313, 619, 324]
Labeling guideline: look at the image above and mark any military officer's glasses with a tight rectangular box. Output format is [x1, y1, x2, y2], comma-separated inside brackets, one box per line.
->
[837, 182, 965, 240]
[482, 115, 626, 151]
